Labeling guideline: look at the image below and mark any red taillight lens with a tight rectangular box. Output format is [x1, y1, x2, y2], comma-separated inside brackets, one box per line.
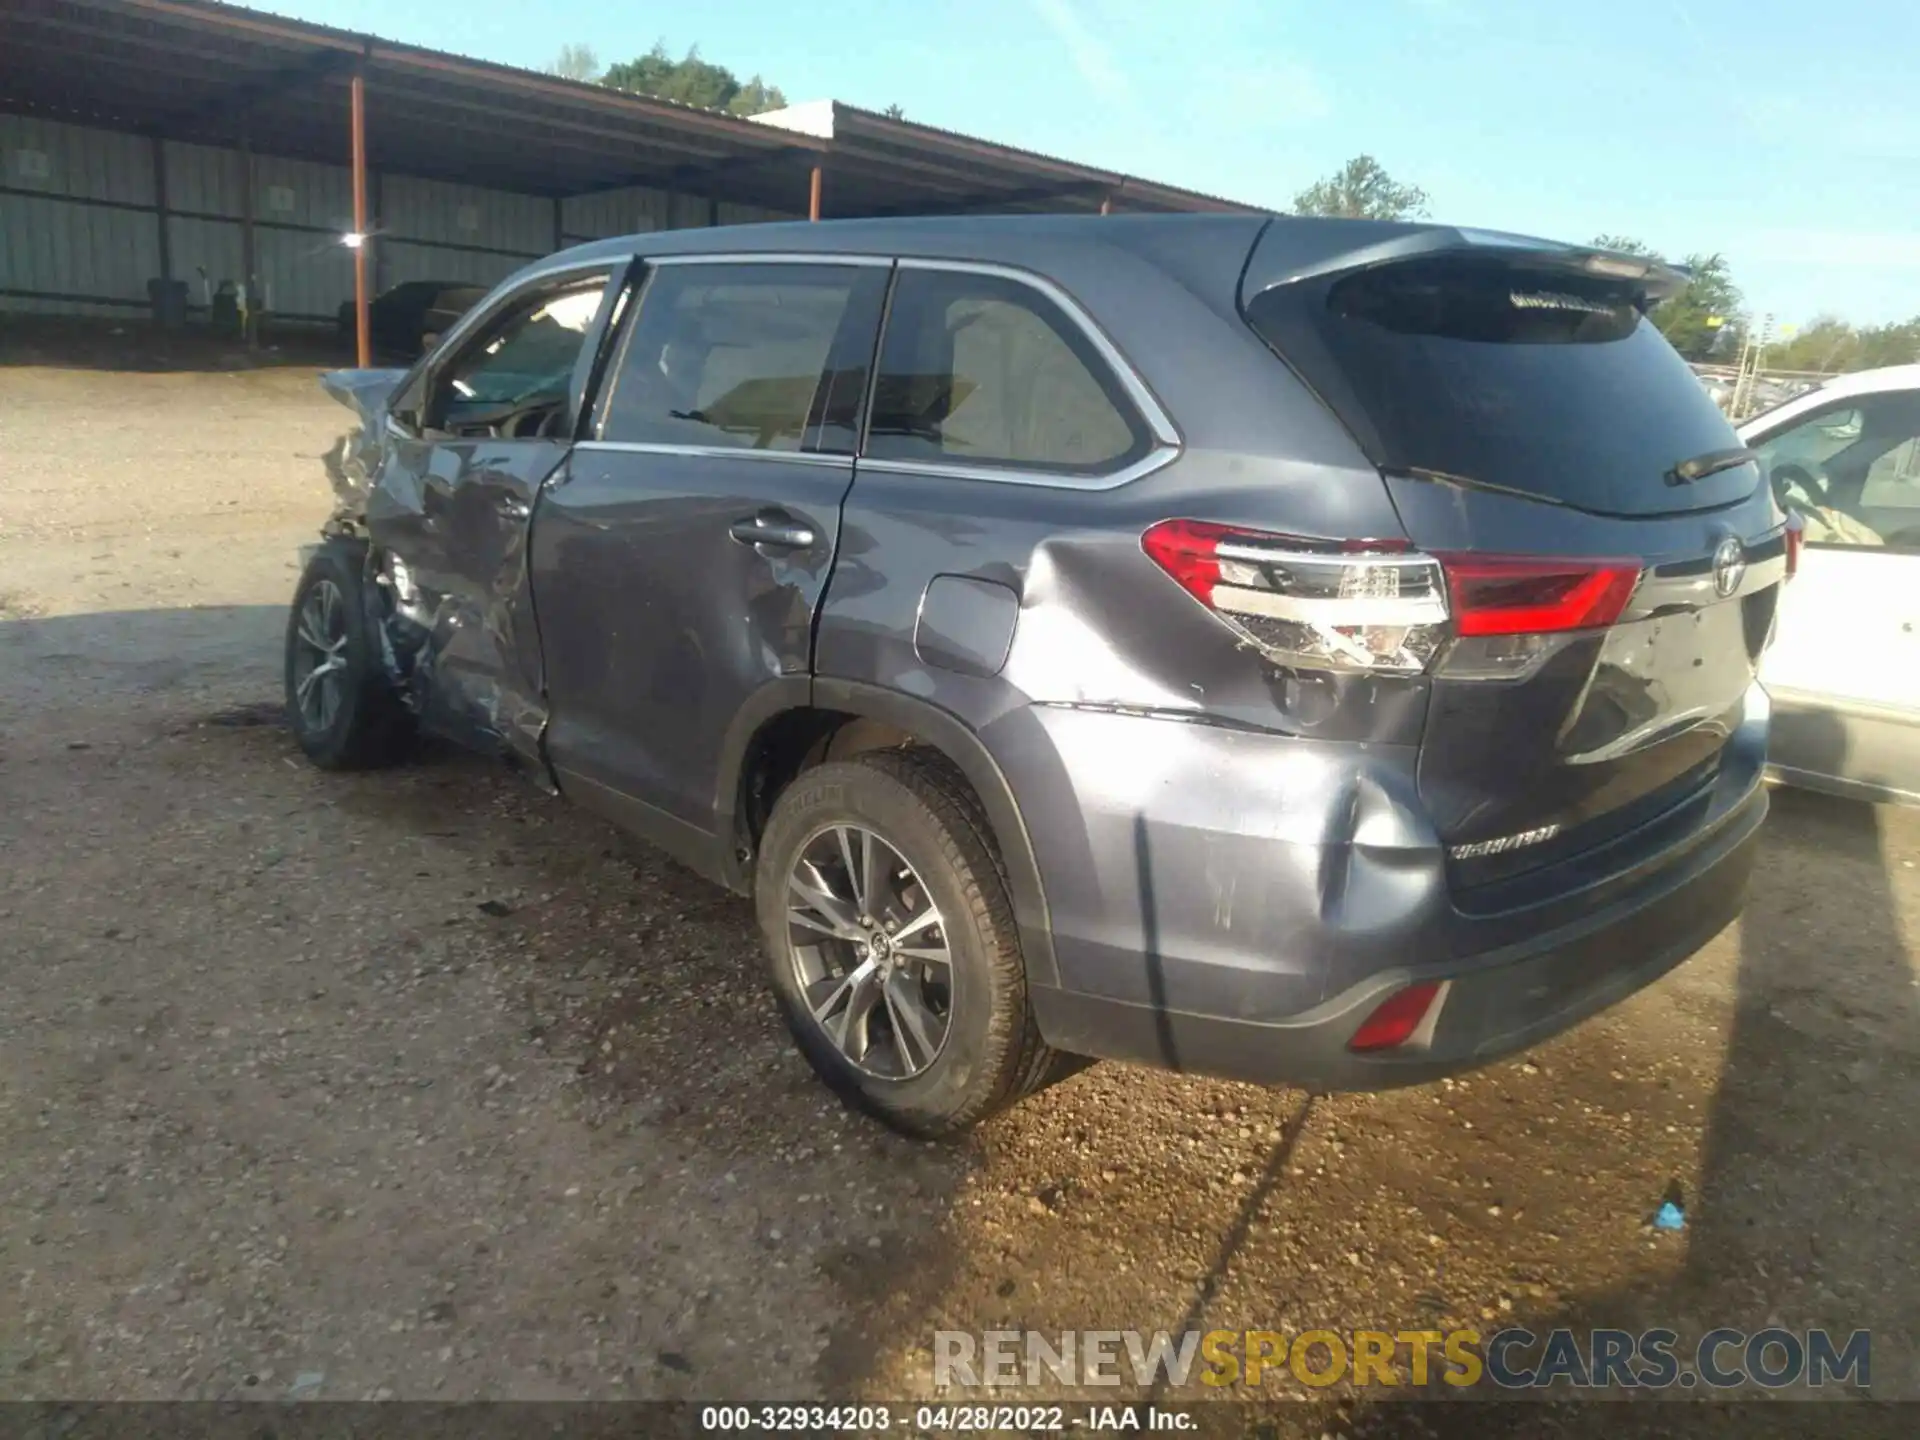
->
[1141, 517, 1231, 603]
[1142, 522, 1645, 673]
[1348, 981, 1443, 1053]
[1434, 554, 1642, 637]
[1141, 519, 1444, 675]
[1783, 518, 1803, 581]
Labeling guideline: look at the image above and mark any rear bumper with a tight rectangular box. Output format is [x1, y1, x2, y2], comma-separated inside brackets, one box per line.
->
[996, 685, 1769, 1090]
[1030, 780, 1762, 1088]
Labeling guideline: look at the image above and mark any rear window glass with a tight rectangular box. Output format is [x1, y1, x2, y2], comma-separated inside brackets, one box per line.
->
[1244, 258, 1750, 516]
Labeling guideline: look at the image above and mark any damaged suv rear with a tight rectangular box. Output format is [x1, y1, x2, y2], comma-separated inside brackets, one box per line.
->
[289, 214, 1785, 1136]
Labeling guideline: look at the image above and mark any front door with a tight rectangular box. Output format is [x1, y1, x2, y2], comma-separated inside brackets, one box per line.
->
[531, 256, 891, 874]
[368, 265, 617, 765]
[1750, 387, 1920, 803]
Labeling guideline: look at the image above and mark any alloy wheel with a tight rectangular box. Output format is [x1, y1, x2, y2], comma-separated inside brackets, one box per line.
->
[291, 578, 350, 734]
[785, 823, 953, 1080]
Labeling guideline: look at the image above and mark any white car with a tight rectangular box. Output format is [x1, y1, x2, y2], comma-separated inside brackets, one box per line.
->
[1742, 363, 1920, 805]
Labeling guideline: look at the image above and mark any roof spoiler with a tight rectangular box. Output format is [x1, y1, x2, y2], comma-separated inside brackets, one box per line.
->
[1240, 221, 1693, 310]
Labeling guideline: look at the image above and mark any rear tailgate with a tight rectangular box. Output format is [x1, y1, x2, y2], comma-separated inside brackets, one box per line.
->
[1242, 229, 1786, 894]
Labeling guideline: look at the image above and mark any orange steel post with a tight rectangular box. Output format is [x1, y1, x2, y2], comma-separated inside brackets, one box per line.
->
[809, 163, 823, 221]
[350, 68, 371, 367]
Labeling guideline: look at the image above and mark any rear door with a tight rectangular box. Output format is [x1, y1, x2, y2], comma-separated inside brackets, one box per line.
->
[531, 255, 890, 866]
[1244, 245, 1786, 893]
[1745, 387, 1920, 802]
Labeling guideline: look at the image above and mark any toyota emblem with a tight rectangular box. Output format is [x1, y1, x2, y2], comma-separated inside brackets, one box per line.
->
[1712, 537, 1746, 598]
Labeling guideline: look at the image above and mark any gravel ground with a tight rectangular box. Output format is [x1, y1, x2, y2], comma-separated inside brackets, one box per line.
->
[1, 323, 1916, 1435]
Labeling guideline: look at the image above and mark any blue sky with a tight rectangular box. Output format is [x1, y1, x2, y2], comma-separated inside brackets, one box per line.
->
[258, 0, 1919, 328]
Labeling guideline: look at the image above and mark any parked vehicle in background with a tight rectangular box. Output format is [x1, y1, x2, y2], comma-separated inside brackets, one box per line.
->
[287, 216, 1784, 1135]
[337, 280, 488, 359]
[1744, 364, 1920, 805]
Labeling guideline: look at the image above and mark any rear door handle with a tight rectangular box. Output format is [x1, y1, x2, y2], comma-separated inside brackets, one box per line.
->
[729, 513, 816, 550]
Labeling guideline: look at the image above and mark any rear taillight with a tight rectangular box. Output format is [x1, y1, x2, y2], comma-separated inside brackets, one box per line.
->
[1433, 554, 1642, 637]
[1141, 519, 1449, 676]
[1141, 520, 1642, 675]
[1348, 981, 1444, 1053]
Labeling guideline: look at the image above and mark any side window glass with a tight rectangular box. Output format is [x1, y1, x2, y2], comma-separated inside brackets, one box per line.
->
[1757, 393, 1920, 548]
[1862, 435, 1920, 508]
[865, 269, 1149, 475]
[596, 264, 882, 454]
[429, 278, 608, 438]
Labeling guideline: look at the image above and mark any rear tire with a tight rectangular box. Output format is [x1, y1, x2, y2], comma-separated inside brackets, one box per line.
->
[284, 543, 415, 771]
[755, 750, 1061, 1137]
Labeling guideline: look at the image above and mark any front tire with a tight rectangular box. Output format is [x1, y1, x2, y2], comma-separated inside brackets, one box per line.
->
[284, 544, 414, 770]
[755, 751, 1060, 1137]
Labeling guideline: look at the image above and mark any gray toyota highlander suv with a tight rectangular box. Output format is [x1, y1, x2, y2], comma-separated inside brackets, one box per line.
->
[289, 214, 1787, 1135]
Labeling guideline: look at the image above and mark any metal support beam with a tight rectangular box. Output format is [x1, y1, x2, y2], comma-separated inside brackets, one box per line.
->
[350, 66, 370, 367]
[809, 163, 823, 221]
[150, 134, 172, 282]
[238, 113, 257, 348]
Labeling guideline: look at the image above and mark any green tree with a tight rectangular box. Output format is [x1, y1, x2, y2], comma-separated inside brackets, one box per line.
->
[1291, 155, 1429, 221]
[1586, 236, 1743, 361]
[1660, 252, 1742, 361]
[1768, 315, 1920, 373]
[883, 103, 906, 120]
[547, 44, 600, 82]
[600, 42, 787, 116]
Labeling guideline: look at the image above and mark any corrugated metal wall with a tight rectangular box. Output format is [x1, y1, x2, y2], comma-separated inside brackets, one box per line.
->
[0, 113, 159, 316]
[2, 114, 803, 323]
[559, 187, 794, 245]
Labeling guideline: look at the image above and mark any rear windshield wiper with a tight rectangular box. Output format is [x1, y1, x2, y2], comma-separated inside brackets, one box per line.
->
[1666, 447, 1757, 486]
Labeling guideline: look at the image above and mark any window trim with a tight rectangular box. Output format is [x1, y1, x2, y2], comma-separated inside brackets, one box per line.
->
[858, 257, 1182, 491]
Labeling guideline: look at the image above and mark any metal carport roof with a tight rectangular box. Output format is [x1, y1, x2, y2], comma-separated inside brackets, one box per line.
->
[0, 0, 1258, 218]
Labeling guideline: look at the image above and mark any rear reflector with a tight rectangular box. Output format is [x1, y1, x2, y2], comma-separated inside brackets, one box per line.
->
[1348, 981, 1443, 1053]
[1434, 554, 1642, 637]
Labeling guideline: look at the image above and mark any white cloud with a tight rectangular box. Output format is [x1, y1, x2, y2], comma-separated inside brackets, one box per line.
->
[1030, 0, 1134, 105]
